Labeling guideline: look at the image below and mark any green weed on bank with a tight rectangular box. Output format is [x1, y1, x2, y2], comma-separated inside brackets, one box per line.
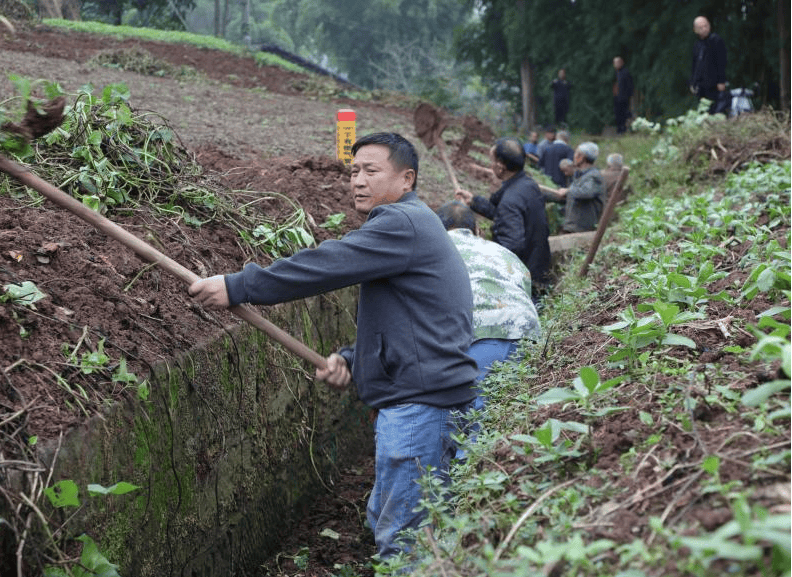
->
[1, 78, 315, 259]
[377, 126, 790, 576]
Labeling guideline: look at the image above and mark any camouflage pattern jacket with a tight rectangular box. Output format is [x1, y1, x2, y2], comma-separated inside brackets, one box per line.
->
[448, 229, 542, 343]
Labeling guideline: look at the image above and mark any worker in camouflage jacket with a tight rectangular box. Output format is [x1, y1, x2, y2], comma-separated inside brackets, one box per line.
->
[436, 200, 541, 410]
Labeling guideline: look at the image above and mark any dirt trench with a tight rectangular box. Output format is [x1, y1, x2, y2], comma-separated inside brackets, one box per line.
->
[0, 21, 414, 576]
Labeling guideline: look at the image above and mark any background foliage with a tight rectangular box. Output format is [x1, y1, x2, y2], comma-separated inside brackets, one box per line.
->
[457, 0, 788, 133]
[65, 0, 788, 134]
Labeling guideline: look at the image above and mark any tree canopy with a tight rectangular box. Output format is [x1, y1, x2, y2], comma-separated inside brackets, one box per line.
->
[81, 0, 196, 29]
[457, 0, 788, 133]
[159, 0, 790, 132]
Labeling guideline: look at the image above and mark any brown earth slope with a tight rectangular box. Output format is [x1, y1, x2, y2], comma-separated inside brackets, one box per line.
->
[2, 21, 491, 576]
[3, 19, 788, 577]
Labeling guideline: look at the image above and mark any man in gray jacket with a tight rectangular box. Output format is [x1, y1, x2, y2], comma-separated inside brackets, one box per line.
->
[549, 141, 606, 233]
[188, 132, 477, 561]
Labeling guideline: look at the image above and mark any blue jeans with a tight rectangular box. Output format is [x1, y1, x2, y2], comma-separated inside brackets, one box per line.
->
[467, 338, 520, 411]
[368, 401, 472, 559]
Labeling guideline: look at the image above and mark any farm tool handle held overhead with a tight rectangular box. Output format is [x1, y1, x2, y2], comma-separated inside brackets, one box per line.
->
[413, 102, 461, 192]
[0, 154, 328, 370]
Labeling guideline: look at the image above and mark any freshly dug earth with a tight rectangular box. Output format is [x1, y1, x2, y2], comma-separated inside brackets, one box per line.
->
[0, 18, 499, 577]
[1, 18, 790, 577]
[1, 20, 429, 576]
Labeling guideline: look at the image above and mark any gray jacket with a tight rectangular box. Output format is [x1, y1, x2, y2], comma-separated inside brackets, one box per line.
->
[563, 167, 606, 233]
[224, 190, 477, 409]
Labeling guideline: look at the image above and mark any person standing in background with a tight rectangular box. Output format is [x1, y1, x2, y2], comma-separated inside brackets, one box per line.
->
[551, 69, 571, 127]
[689, 15, 729, 115]
[612, 56, 633, 134]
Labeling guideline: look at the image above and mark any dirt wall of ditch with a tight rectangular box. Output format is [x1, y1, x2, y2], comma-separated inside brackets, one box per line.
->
[26, 287, 372, 576]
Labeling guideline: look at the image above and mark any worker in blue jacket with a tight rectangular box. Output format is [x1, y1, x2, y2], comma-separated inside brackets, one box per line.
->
[189, 132, 477, 560]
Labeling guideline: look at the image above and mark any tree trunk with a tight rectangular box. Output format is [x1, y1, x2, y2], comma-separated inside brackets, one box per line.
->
[37, 0, 62, 19]
[213, 0, 220, 36]
[61, 0, 81, 20]
[113, 0, 123, 26]
[240, 0, 250, 47]
[779, 0, 790, 110]
[220, 0, 229, 38]
[520, 58, 536, 133]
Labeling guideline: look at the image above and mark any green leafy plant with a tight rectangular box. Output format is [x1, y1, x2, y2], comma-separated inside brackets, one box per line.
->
[602, 303, 703, 369]
[5, 77, 315, 259]
[513, 533, 616, 573]
[0, 75, 64, 157]
[1, 280, 47, 307]
[660, 496, 791, 575]
[740, 312, 791, 415]
[75, 338, 110, 374]
[248, 219, 315, 258]
[45, 480, 140, 509]
[511, 418, 589, 464]
[741, 251, 791, 302]
[319, 212, 346, 232]
[112, 358, 150, 400]
[632, 260, 729, 309]
[534, 366, 625, 417]
[42, 480, 140, 576]
[43, 534, 122, 577]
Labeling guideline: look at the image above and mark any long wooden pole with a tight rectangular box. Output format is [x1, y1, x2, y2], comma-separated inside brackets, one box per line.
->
[435, 136, 460, 191]
[578, 167, 630, 278]
[0, 154, 328, 370]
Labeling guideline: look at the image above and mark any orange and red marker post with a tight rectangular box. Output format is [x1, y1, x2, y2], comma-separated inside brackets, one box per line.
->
[336, 109, 355, 165]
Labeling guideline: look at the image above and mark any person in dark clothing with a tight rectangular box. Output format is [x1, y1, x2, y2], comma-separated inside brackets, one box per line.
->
[689, 15, 728, 115]
[538, 130, 574, 187]
[613, 56, 633, 134]
[188, 132, 478, 561]
[551, 69, 571, 126]
[535, 125, 556, 162]
[454, 137, 551, 293]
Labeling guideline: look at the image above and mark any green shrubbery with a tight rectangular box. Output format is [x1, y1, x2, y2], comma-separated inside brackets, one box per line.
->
[379, 111, 791, 577]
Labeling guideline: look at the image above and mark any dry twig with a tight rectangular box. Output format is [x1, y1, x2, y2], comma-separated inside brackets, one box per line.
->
[493, 478, 576, 562]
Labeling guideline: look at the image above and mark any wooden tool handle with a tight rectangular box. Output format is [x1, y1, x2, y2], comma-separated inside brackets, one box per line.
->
[578, 167, 630, 278]
[435, 137, 460, 191]
[0, 154, 327, 370]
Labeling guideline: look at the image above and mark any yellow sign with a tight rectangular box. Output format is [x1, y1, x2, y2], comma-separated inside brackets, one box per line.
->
[336, 109, 356, 165]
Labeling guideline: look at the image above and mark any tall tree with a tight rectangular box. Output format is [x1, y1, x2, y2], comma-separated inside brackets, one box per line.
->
[291, 0, 469, 88]
[457, 0, 786, 134]
[82, 0, 196, 29]
[457, 0, 580, 132]
[779, 0, 790, 110]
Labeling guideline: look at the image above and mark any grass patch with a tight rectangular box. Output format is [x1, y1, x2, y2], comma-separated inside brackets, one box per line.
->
[42, 18, 305, 74]
[87, 46, 201, 79]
